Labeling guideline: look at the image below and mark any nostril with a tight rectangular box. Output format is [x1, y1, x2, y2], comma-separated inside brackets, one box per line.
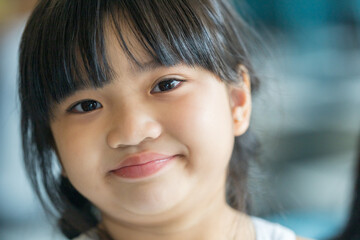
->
[106, 119, 163, 148]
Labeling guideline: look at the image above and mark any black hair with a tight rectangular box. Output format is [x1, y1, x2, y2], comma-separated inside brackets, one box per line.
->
[19, 0, 260, 238]
[332, 133, 360, 240]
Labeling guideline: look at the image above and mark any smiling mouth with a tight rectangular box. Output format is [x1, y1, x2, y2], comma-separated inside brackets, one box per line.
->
[111, 153, 176, 179]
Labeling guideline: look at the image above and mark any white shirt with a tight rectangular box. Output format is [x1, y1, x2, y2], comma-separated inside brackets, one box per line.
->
[252, 217, 297, 240]
[73, 217, 297, 240]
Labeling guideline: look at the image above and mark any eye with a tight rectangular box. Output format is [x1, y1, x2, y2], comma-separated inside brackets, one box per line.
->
[151, 79, 184, 93]
[68, 100, 102, 113]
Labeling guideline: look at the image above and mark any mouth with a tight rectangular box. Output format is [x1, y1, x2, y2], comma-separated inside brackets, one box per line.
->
[111, 152, 176, 179]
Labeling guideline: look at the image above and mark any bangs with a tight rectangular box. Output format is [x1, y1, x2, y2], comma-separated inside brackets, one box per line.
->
[20, 0, 251, 121]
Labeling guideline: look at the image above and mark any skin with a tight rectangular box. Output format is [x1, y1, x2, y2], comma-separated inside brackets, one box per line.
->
[50, 31, 305, 240]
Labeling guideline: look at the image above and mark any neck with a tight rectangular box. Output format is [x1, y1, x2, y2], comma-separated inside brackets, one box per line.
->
[100, 187, 254, 240]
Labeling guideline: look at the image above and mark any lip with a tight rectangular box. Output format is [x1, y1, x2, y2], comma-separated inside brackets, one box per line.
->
[111, 152, 175, 179]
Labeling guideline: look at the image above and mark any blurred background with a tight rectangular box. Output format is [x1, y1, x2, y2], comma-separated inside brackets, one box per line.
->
[0, 0, 359, 239]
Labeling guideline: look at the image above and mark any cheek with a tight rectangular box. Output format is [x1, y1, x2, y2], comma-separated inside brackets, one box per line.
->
[51, 121, 103, 181]
[164, 85, 234, 170]
[52, 127, 107, 202]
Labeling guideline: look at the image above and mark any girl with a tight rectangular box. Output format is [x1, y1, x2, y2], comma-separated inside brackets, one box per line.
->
[19, 0, 306, 239]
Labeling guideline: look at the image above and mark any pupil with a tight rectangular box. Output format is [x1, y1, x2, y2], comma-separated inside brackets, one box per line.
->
[82, 101, 96, 111]
[159, 81, 174, 91]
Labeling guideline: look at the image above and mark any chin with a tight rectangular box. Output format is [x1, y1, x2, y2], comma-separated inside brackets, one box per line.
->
[127, 189, 184, 216]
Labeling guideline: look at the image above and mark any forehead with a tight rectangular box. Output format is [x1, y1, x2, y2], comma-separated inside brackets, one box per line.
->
[104, 23, 159, 78]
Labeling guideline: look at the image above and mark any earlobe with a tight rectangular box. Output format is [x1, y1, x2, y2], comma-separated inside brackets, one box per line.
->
[232, 106, 250, 136]
[230, 65, 252, 136]
[233, 107, 243, 123]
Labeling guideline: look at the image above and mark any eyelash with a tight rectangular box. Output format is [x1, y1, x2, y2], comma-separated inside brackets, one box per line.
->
[67, 100, 102, 113]
[67, 78, 184, 113]
[151, 78, 185, 93]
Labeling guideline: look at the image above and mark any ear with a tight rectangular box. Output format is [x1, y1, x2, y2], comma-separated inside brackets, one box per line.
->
[229, 65, 252, 136]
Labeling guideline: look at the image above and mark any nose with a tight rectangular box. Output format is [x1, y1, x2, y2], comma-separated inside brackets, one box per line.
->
[106, 103, 162, 148]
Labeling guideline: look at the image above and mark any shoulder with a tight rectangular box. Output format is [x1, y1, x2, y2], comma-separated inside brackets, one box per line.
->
[251, 217, 311, 240]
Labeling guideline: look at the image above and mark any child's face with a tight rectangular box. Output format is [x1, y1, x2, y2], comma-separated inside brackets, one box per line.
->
[50, 32, 251, 225]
